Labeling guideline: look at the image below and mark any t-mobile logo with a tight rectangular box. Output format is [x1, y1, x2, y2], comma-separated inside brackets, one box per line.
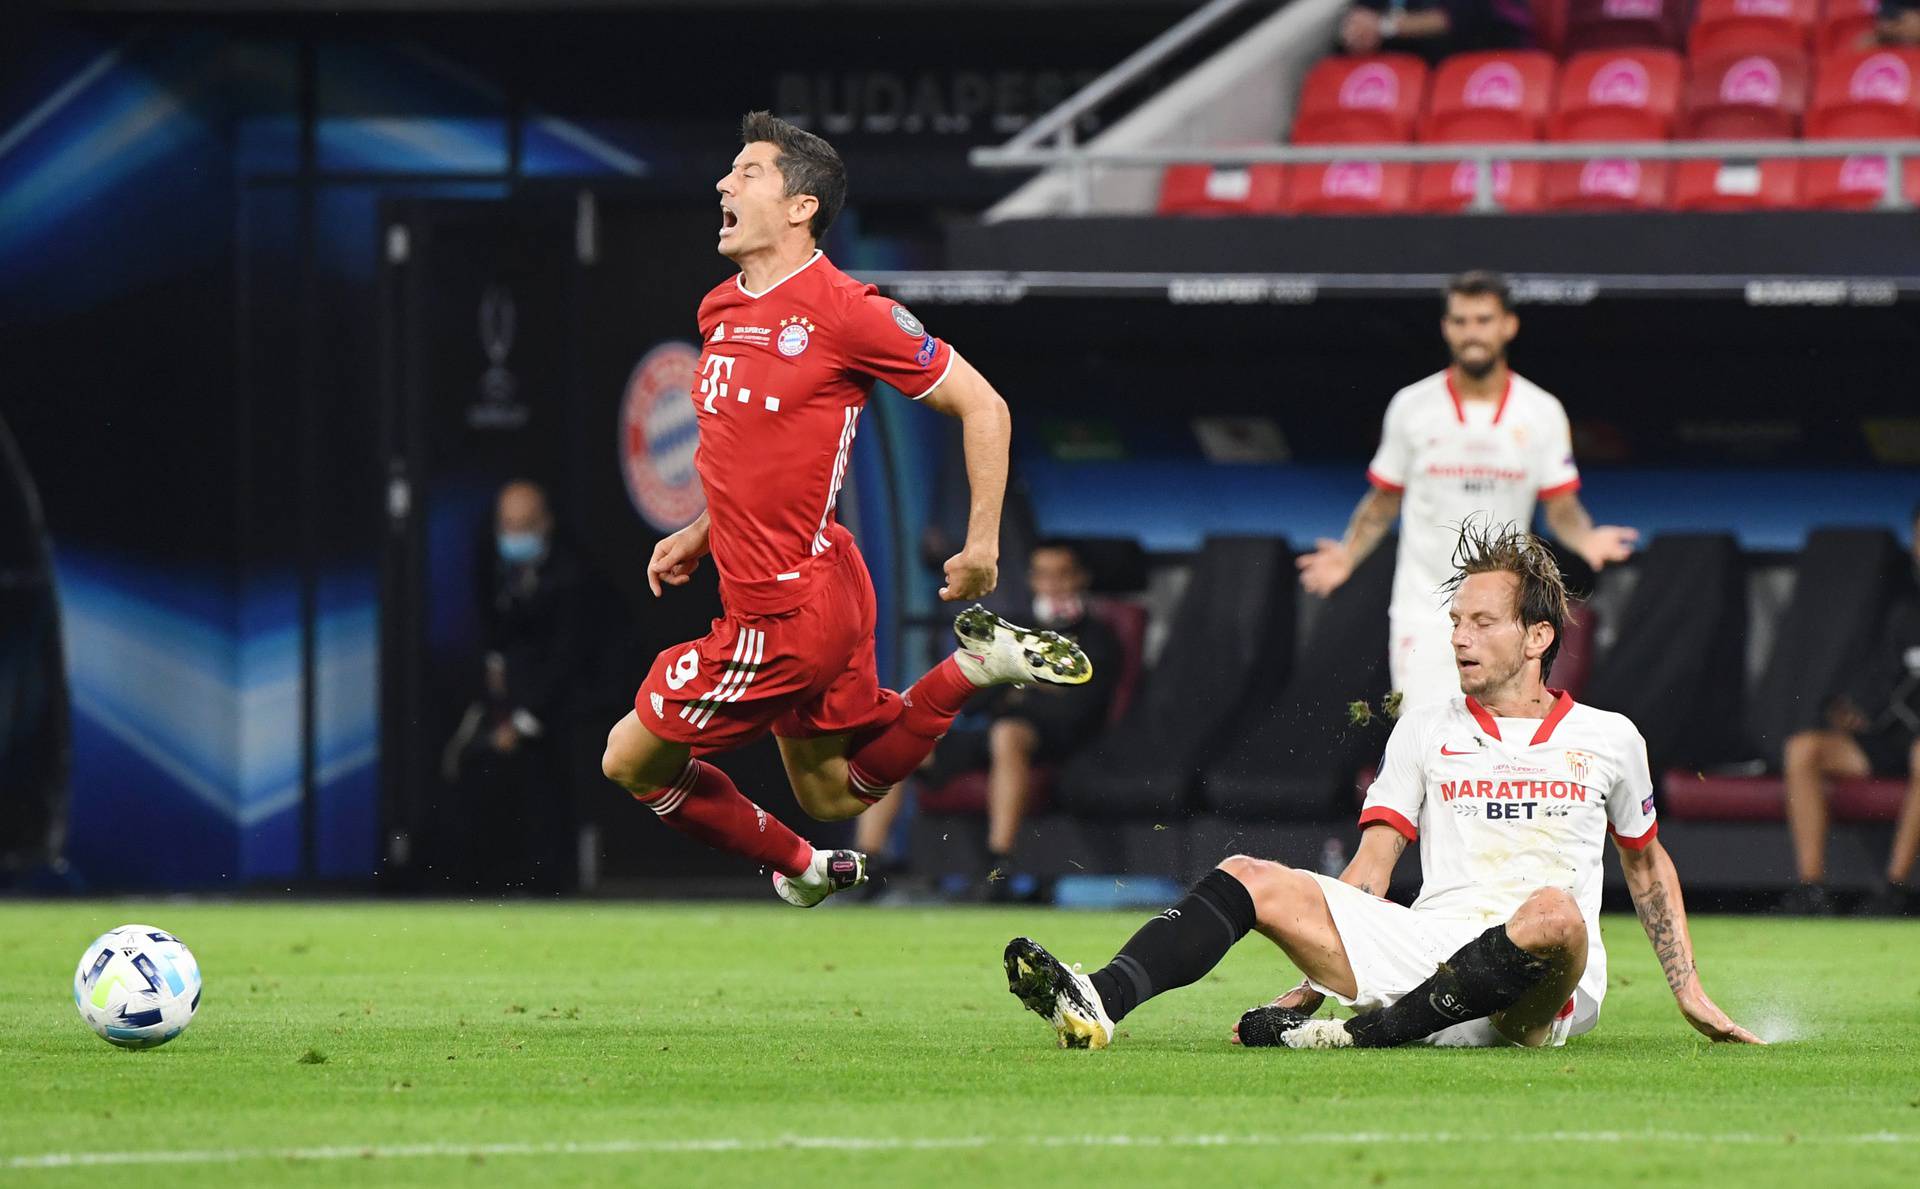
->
[698, 353, 736, 413]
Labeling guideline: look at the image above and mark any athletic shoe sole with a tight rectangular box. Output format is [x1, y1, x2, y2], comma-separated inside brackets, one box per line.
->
[954, 606, 1093, 686]
[1003, 936, 1111, 1049]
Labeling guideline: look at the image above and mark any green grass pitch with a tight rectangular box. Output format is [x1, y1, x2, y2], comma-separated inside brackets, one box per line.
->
[2, 902, 1917, 1187]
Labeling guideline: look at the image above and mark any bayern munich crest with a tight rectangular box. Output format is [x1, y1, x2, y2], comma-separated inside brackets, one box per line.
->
[620, 341, 707, 532]
[778, 315, 813, 357]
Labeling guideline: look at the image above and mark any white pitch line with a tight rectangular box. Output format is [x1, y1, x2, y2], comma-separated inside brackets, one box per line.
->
[6, 1131, 1916, 1169]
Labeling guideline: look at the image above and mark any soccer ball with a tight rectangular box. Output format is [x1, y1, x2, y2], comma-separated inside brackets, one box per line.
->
[72, 924, 202, 1049]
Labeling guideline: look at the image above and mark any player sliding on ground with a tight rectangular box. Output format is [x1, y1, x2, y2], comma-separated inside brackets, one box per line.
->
[601, 111, 1090, 908]
[1006, 521, 1761, 1050]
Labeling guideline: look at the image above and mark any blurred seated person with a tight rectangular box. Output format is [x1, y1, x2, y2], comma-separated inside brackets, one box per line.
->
[1340, 0, 1534, 61]
[1880, 0, 1920, 46]
[855, 540, 1122, 899]
[1779, 504, 1920, 917]
[441, 480, 602, 891]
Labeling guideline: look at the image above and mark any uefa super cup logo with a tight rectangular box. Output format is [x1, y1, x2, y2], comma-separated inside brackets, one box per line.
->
[468, 283, 530, 429]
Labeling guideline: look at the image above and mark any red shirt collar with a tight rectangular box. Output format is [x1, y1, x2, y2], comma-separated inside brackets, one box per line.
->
[1463, 688, 1576, 745]
[1445, 370, 1513, 425]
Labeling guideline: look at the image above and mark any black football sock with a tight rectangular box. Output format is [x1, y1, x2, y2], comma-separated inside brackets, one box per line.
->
[1344, 924, 1554, 1048]
[1086, 868, 1256, 1022]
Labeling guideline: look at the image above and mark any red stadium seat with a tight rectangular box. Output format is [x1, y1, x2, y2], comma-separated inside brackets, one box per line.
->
[1661, 771, 1907, 822]
[1537, 0, 1574, 54]
[1285, 161, 1415, 213]
[1799, 152, 1920, 206]
[1815, 0, 1881, 57]
[1413, 159, 1548, 211]
[1566, 0, 1689, 52]
[1689, 0, 1817, 56]
[1681, 49, 1811, 138]
[1156, 164, 1288, 215]
[1550, 50, 1685, 139]
[1544, 157, 1673, 208]
[1806, 47, 1920, 138]
[1670, 157, 1803, 207]
[1292, 54, 1429, 144]
[1421, 51, 1559, 142]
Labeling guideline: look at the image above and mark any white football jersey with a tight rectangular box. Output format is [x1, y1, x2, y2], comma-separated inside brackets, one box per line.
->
[1366, 370, 1581, 624]
[1358, 691, 1659, 1011]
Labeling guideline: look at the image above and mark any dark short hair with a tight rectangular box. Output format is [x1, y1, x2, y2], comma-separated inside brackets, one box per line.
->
[1440, 517, 1573, 680]
[1447, 270, 1513, 313]
[740, 110, 846, 241]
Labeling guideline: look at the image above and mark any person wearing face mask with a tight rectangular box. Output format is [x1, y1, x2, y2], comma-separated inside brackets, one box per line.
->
[1778, 505, 1920, 917]
[441, 480, 602, 891]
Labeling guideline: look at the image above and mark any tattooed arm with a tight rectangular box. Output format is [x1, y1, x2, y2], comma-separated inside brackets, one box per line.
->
[1616, 837, 1763, 1044]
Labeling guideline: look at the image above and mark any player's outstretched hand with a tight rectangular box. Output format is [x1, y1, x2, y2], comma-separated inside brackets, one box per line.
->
[1229, 981, 1325, 1044]
[939, 547, 998, 603]
[1677, 987, 1765, 1044]
[1297, 539, 1353, 596]
[647, 528, 705, 597]
[1578, 525, 1639, 572]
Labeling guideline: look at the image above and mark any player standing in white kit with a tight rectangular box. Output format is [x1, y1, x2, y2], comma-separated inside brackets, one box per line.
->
[1298, 271, 1638, 708]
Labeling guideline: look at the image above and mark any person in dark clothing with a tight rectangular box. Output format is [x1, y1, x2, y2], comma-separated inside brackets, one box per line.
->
[856, 541, 1123, 899]
[1340, 0, 1534, 62]
[442, 480, 603, 892]
[1780, 506, 1920, 917]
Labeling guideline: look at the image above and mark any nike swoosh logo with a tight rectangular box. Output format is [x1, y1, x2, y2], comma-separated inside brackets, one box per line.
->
[1440, 746, 1474, 756]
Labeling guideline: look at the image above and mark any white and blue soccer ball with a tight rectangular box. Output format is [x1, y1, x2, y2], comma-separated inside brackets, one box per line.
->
[72, 925, 202, 1049]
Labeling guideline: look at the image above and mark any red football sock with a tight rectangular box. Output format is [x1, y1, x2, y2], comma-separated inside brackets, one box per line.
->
[845, 656, 979, 801]
[636, 759, 814, 877]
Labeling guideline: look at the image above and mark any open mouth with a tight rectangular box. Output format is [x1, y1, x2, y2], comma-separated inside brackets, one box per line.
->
[719, 205, 738, 236]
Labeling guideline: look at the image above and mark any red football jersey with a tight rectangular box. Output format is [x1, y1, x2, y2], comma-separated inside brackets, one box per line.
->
[691, 250, 953, 615]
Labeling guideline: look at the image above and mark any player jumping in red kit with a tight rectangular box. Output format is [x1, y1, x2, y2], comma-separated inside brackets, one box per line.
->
[600, 112, 1090, 906]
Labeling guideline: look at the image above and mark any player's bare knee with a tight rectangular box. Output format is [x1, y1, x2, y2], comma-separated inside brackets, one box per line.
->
[1217, 855, 1308, 915]
[1783, 730, 1827, 772]
[1509, 887, 1584, 954]
[601, 737, 638, 789]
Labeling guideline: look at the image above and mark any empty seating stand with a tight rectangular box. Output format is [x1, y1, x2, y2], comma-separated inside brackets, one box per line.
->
[1566, 0, 1691, 51]
[1671, 157, 1803, 207]
[1291, 54, 1430, 144]
[1414, 159, 1548, 211]
[1157, 163, 1287, 215]
[1423, 50, 1559, 141]
[1689, 0, 1818, 56]
[1582, 534, 1751, 773]
[1682, 48, 1811, 138]
[1806, 46, 1920, 137]
[1201, 536, 1396, 820]
[1058, 536, 1297, 820]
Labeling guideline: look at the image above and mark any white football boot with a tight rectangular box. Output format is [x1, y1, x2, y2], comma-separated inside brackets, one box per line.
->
[952, 605, 1093, 689]
[1004, 937, 1115, 1050]
[1281, 1018, 1356, 1049]
[772, 849, 868, 908]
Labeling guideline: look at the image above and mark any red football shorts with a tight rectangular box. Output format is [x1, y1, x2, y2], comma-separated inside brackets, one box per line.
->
[634, 542, 902, 754]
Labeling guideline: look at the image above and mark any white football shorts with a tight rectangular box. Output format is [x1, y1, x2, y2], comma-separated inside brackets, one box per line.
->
[1304, 872, 1598, 1048]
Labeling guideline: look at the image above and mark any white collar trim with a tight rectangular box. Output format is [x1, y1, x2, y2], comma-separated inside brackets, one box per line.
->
[736, 249, 823, 299]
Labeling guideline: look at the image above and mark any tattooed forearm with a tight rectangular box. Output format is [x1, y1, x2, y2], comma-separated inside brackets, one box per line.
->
[1631, 878, 1695, 993]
